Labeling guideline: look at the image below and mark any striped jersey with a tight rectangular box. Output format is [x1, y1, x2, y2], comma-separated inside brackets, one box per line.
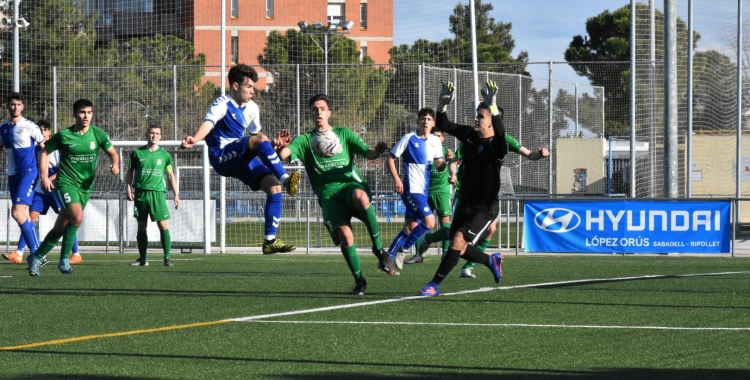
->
[34, 147, 60, 194]
[203, 95, 262, 151]
[0, 117, 44, 175]
[390, 132, 444, 196]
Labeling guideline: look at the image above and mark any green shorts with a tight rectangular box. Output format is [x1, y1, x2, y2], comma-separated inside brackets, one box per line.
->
[428, 192, 452, 218]
[134, 190, 171, 222]
[54, 184, 91, 209]
[319, 182, 371, 246]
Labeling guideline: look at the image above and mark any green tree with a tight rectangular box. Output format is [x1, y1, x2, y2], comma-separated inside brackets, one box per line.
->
[257, 29, 390, 142]
[0, 0, 118, 120]
[564, 3, 699, 137]
[387, 0, 528, 114]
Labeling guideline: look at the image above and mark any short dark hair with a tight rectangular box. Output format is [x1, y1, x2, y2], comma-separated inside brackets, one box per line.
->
[228, 64, 259, 85]
[417, 107, 435, 120]
[147, 124, 162, 132]
[6, 92, 24, 105]
[476, 102, 490, 113]
[37, 120, 51, 130]
[73, 99, 94, 113]
[308, 94, 332, 110]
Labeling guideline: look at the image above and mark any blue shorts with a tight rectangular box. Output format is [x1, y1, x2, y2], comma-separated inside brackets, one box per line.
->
[30, 191, 62, 215]
[402, 193, 433, 221]
[8, 171, 38, 206]
[209, 138, 271, 191]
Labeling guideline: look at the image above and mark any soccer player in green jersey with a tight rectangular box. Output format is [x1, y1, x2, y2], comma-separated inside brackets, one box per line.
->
[28, 99, 120, 276]
[277, 94, 395, 295]
[126, 125, 180, 267]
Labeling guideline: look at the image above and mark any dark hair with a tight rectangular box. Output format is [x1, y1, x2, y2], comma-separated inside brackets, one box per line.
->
[417, 107, 435, 120]
[228, 64, 259, 85]
[147, 124, 162, 132]
[6, 92, 24, 105]
[308, 94, 332, 110]
[73, 99, 94, 113]
[477, 102, 490, 113]
[37, 120, 51, 130]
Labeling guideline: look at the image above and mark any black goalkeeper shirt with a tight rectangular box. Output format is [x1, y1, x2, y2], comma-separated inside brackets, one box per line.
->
[435, 111, 507, 206]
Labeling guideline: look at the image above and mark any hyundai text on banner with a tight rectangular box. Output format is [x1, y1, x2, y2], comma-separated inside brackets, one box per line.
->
[524, 200, 731, 253]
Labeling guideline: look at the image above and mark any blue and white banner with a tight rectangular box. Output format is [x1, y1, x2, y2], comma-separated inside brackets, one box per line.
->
[524, 200, 731, 253]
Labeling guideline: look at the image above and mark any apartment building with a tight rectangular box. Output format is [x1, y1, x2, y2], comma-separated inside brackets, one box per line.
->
[89, 0, 394, 87]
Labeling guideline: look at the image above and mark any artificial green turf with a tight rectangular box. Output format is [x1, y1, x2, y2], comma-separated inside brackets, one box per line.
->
[1, 254, 749, 379]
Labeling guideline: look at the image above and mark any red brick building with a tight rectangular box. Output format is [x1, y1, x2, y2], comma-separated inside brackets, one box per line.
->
[191, 0, 393, 87]
[93, 0, 394, 88]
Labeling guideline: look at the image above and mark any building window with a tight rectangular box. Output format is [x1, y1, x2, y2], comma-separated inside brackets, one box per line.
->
[360, 46, 367, 62]
[231, 0, 238, 18]
[231, 36, 239, 64]
[360, 2, 367, 29]
[266, 0, 274, 19]
[328, 2, 345, 27]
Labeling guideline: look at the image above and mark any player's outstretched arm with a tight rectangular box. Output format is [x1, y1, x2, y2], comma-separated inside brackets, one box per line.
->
[518, 146, 550, 161]
[365, 141, 388, 160]
[182, 121, 214, 149]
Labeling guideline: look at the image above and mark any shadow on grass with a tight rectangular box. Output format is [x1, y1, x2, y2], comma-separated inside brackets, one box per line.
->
[4, 364, 749, 380]
[265, 369, 750, 380]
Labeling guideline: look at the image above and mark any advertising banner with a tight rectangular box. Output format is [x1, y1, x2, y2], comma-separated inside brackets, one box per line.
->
[524, 200, 731, 253]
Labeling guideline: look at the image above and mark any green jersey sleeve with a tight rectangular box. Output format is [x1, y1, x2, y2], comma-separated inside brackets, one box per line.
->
[288, 133, 312, 163]
[505, 134, 522, 153]
[338, 127, 369, 158]
[95, 127, 113, 150]
[44, 132, 62, 153]
[128, 150, 138, 170]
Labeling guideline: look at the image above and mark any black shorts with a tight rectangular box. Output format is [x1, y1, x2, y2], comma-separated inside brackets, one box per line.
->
[451, 201, 499, 245]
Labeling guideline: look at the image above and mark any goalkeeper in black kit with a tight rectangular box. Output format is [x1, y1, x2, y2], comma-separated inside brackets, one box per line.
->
[418, 81, 508, 297]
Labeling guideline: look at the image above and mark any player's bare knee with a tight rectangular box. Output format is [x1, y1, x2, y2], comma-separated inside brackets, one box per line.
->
[336, 226, 355, 247]
[260, 175, 281, 194]
[352, 189, 370, 210]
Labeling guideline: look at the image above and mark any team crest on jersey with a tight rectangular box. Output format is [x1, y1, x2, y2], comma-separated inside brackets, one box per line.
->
[90, 141, 96, 150]
[157, 159, 163, 165]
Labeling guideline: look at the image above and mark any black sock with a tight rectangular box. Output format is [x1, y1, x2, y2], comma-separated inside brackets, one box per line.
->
[462, 244, 490, 266]
[431, 248, 460, 285]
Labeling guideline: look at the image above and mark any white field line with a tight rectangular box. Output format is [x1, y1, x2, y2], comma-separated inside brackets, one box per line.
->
[230, 270, 750, 323]
[248, 320, 750, 331]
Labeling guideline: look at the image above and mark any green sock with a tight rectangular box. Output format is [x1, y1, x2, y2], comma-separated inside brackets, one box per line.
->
[462, 261, 476, 270]
[340, 245, 363, 281]
[362, 205, 383, 251]
[476, 238, 491, 253]
[34, 237, 59, 260]
[440, 222, 451, 254]
[137, 231, 148, 261]
[60, 225, 79, 260]
[161, 229, 171, 259]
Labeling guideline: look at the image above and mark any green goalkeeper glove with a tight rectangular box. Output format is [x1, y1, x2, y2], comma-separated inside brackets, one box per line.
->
[437, 81, 455, 113]
[481, 80, 499, 116]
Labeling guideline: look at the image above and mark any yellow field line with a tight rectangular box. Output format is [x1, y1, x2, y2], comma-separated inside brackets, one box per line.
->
[0, 319, 229, 351]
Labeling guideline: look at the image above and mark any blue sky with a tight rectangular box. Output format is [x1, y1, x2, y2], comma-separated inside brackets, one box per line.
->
[394, 0, 630, 63]
[393, 0, 745, 82]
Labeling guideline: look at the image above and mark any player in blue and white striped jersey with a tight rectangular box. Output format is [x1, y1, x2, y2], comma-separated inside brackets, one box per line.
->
[385, 107, 449, 270]
[7, 120, 81, 264]
[181, 64, 299, 254]
[0, 93, 44, 264]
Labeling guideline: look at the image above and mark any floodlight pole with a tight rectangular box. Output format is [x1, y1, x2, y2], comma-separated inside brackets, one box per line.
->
[300, 21, 353, 94]
[12, 0, 20, 91]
